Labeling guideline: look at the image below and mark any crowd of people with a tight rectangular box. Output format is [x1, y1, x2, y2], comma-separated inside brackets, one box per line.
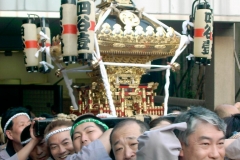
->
[0, 104, 240, 160]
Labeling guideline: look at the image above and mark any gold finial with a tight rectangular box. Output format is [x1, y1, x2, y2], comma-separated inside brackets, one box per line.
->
[170, 62, 180, 72]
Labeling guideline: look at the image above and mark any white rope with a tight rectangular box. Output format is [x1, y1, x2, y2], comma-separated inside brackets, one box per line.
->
[39, 31, 50, 40]
[186, 54, 194, 61]
[163, 35, 189, 115]
[93, 11, 117, 116]
[93, 51, 98, 59]
[164, 68, 171, 116]
[182, 20, 194, 35]
[35, 47, 46, 58]
[95, 4, 113, 32]
[39, 61, 54, 72]
[36, 30, 51, 59]
[62, 71, 78, 110]
[94, 35, 101, 58]
[95, 37, 117, 117]
[99, 61, 117, 117]
[35, 46, 50, 58]
[170, 35, 189, 63]
[45, 46, 51, 57]
[142, 12, 181, 37]
[54, 62, 78, 110]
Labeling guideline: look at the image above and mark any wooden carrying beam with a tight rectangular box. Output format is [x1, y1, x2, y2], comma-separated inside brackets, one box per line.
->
[154, 96, 205, 108]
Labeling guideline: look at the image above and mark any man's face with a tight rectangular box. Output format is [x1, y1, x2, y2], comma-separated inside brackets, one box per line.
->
[112, 122, 142, 160]
[6, 115, 31, 143]
[180, 122, 225, 160]
[72, 122, 104, 152]
[48, 126, 74, 160]
[30, 139, 50, 160]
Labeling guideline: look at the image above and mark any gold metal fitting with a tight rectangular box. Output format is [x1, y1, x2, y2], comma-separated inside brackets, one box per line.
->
[170, 62, 180, 72]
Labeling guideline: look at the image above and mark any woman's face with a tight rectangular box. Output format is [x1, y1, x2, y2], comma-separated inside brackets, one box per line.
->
[72, 122, 104, 152]
[48, 126, 74, 160]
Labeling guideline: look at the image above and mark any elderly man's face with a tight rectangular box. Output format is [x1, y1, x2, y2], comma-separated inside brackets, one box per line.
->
[6, 115, 31, 143]
[111, 122, 141, 160]
[180, 122, 225, 160]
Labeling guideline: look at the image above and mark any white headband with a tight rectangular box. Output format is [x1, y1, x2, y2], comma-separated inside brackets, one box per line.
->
[45, 127, 72, 142]
[4, 113, 30, 135]
[21, 138, 32, 145]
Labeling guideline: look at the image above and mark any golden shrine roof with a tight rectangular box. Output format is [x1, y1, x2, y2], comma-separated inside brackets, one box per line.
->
[96, 2, 180, 59]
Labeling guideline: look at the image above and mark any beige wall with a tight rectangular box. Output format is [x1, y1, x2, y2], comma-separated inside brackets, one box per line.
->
[0, 51, 91, 112]
[214, 24, 235, 107]
[0, 51, 47, 84]
[205, 23, 235, 110]
[0, 51, 90, 92]
[47, 63, 90, 98]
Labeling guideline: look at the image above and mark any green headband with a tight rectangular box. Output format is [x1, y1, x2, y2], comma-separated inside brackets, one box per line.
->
[70, 118, 109, 136]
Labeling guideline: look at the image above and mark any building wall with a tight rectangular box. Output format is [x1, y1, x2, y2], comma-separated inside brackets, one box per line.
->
[0, 51, 47, 84]
[1, 0, 240, 21]
[205, 23, 235, 110]
[1, 0, 240, 16]
[0, 51, 90, 113]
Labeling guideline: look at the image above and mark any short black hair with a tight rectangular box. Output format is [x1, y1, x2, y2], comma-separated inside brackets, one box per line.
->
[25, 105, 33, 111]
[39, 113, 54, 118]
[167, 106, 182, 114]
[1, 107, 30, 133]
[149, 116, 176, 128]
[224, 113, 240, 138]
[51, 105, 59, 114]
[110, 119, 150, 145]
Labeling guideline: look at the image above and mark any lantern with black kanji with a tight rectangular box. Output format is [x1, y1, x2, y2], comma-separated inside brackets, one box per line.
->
[206, 11, 213, 65]
[21, 19, 39, 72]
[193, 0, 213, 65]
[77, 0, 95, 64]
[60, 0, 78, 65]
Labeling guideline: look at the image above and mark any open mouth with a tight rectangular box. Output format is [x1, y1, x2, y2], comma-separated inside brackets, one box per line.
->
[37, 156, 46, 160]
[58, 154, 69, 159]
